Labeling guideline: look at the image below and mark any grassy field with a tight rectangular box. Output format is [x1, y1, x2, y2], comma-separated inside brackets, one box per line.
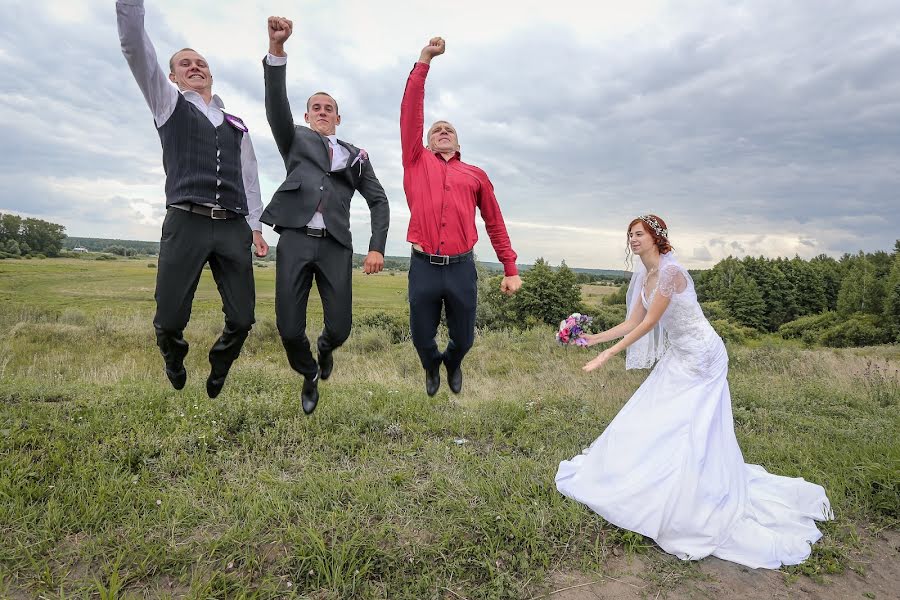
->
[578, 283, 619, 309]
[0, 258, 898, 599]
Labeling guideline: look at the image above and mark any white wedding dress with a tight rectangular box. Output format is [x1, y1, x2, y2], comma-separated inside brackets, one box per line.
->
[555, 252, 833, 569]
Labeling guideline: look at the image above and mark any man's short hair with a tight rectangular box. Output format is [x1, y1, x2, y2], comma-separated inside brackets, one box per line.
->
[428, 121, 459, 147]
[429, 120, 453, 131]
[169, 48, 199, 72]
[307, 92, 339, 115]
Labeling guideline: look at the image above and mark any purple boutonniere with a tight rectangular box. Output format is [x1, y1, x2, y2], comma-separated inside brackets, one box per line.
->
[223, 113, 248, 133]
[350, 148, 369, 176]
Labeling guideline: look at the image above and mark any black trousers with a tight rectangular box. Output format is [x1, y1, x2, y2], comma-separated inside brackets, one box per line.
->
[153, 207, 255, 377]
[275, 228, 353, 379]
[408, 252, 477, 373]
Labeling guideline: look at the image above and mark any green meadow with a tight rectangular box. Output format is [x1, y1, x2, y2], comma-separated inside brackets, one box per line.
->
[0, 258, 898, 599]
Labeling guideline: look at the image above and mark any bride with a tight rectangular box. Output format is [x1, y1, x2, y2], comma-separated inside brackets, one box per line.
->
[555, 215, 833, 569]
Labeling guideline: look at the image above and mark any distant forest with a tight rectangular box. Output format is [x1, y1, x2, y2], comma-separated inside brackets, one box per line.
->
[61, 235, 627, 282]
[689, 243, 900, 347]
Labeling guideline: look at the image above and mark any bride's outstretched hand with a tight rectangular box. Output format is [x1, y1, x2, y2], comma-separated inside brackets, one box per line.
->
[583, 349, 613, 372]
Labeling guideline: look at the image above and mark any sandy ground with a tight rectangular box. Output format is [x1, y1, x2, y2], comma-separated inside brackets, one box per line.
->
[534, 529, 900, 600]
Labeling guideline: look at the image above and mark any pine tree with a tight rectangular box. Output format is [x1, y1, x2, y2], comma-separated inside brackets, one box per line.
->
[789, 257, 827, 316]
[811, 254, 844, 311]
[837, 253, 883, 315]
[884, 252, 900, 340]
[723, 269, 766, 330]
[742, 256, 797, 331]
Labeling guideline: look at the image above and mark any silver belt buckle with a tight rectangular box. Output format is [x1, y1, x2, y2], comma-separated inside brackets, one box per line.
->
[210, 207, 228, 220]
[306, 227, 326, 238]
[429, 253, 450, 265]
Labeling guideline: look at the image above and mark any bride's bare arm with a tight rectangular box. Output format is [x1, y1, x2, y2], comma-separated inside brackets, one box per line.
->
[583, 294, 671, 371]
[583, 302, 646, 346]
[584, 316, 640, 346]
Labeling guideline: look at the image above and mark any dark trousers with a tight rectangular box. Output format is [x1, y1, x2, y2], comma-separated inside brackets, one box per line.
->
[153, 207, 255, 377]
[408, 252, 477, 373]
[275, 228, 353, 379]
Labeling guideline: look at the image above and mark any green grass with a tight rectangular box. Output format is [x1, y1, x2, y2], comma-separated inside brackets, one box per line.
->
[0, 258, 898, 598]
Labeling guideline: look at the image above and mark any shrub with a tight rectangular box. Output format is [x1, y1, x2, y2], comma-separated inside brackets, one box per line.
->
[701, 301, 730, 322]
[355, 329, 390, 353]
[589, 305, 626, 332]
[602, 284, 627, 305]
[710, 319, 759, 344]
[477, 258, 584, 330]
[779, 311, 891, 347]
[778, 311, 842, 340]
[818, 314, 892, 348]
[356, 311, 409, 344]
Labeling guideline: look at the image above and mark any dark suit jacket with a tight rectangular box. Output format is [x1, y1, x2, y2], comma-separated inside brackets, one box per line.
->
[260, 59, 390, 254]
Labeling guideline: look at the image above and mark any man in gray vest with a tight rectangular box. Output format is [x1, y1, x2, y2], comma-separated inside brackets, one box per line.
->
[263, 17, 390, 415]
[117, 0, 268, 398]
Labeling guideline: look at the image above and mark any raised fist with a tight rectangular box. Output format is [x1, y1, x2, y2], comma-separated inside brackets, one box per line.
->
[419, 37, 446, 63]
[268, 16, 293, 45]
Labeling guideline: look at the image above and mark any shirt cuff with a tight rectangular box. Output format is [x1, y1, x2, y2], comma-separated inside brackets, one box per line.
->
[503, 263, 519, 277]
[266, 54, 287, 66]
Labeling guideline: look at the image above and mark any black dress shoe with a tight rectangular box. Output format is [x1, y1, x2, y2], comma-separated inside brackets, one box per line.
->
[301, 374, 320, 415]
[165, 364, 187, 391]
[425, 365, 441, 397]
[206, 371, 227, 399]
[447, 365, 463, 394]
[318, 348, 334, 380]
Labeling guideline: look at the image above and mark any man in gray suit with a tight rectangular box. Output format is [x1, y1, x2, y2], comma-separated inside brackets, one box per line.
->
[263, 16, 390, 415]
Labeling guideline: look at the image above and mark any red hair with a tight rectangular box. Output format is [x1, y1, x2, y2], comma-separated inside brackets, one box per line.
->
[627, 215, 673, 255]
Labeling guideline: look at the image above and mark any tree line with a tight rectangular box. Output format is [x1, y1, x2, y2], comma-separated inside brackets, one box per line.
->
[0, 213, 66, 258]
[693, 243, 900, 346]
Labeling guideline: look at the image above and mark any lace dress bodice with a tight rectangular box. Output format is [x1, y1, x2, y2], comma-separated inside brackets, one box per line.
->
[633, 261, 723, 374]
[645, 274, 717, 346]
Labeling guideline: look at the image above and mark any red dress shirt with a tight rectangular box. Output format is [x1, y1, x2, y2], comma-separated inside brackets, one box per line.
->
[400, 62, 518, 276]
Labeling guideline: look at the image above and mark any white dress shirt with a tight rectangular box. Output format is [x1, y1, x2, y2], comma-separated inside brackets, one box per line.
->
[116, 0, 263, 232]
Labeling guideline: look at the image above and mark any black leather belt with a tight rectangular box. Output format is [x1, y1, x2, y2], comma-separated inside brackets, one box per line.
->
[412, 247, 473, 265]
[301, 226, 328, 238]
[170, 203, 242, 220]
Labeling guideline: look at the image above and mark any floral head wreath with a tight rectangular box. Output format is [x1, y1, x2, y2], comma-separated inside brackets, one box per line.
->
[638, 215, 668, 238]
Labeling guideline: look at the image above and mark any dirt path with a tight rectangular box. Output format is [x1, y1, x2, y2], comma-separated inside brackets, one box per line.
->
[537, 530, 900, 600]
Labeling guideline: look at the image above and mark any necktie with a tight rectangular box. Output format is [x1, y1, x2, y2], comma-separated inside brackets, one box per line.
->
[317, 140, 333, 215]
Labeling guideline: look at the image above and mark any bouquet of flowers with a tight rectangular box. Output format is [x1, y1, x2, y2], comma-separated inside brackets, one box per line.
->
[556, 313, 592, 346]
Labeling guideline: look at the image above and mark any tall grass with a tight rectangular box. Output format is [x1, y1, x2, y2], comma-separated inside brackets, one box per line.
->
[0, 260, 897, 598]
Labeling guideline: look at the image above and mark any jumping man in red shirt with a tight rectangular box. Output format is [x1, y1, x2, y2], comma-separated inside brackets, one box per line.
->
[400, 37, 523, 396]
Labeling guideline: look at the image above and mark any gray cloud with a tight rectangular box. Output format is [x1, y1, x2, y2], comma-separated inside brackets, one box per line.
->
[692, 246, 713, 262]
[1, 0, 898, 268]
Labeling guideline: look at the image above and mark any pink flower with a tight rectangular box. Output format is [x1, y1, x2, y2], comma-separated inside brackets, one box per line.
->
[350, 148, 369, 175]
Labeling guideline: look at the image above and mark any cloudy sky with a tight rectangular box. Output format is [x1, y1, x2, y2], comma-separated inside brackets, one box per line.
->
[1, 0, 898, 269]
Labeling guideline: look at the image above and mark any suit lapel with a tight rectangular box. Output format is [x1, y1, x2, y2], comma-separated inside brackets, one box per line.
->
[335, 140, 359, 174]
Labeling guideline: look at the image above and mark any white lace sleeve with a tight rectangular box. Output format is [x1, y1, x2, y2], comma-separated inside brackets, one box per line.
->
[657, 265, 688, 298]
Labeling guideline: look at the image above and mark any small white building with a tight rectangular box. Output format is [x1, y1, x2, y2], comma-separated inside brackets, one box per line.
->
[72, 247, 88, 253]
